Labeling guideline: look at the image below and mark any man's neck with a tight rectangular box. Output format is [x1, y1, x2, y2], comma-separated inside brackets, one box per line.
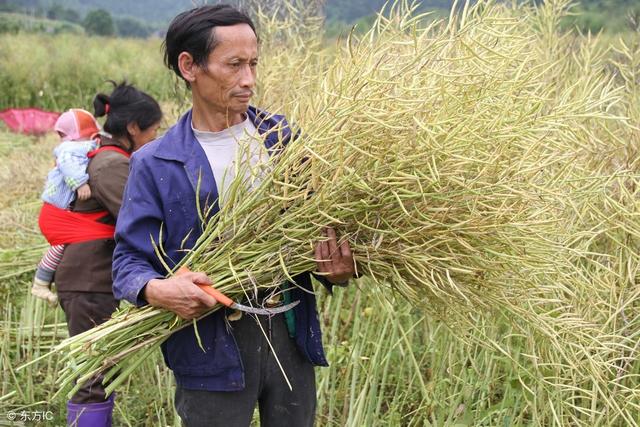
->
[191, 101, 246, 133]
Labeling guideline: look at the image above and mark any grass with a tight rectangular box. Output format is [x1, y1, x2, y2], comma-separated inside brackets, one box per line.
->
[0, 33, 176, 112]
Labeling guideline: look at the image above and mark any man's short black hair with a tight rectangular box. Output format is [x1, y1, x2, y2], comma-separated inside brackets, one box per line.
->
[163, 4, 257, 83]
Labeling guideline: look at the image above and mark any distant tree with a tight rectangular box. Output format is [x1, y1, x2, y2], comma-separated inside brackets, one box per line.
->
[577, 12, 606, 32]
[47, 4, 81, 23]
[324, 0, 453, 23]
[0, 0, 18, 13]
[83, 9, 114, 36]
[114, 16, 151, 38]
[47, 4, 65, 20]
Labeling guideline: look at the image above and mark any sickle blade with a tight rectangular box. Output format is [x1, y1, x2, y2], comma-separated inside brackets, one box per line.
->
[230, 300, 300, 315]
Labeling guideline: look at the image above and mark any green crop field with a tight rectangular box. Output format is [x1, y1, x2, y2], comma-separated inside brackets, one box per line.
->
[0, 1, 638, 426]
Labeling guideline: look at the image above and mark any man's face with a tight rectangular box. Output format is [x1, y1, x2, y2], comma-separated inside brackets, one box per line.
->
[192, 24, 258, 116]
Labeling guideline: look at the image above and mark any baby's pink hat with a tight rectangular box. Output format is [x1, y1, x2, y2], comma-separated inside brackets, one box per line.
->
[54, 109, 100, 142]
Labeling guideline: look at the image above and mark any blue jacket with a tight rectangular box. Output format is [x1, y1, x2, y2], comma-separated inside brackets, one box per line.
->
[112, 107, 329, 391]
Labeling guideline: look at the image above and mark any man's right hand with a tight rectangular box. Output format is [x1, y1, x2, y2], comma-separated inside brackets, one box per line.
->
[143, 271, 218, 320]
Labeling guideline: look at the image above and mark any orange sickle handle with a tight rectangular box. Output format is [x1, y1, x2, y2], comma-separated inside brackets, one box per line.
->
[176, 266, 234, 307]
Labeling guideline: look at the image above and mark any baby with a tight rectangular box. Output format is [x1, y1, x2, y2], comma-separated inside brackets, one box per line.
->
[31, 109, 100, 305]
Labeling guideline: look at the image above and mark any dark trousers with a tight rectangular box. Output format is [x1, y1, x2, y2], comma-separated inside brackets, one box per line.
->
[58, 291, 119, 404]
[175, 312, 316, 427]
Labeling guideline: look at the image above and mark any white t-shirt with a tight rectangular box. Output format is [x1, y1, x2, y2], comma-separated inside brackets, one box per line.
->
[192, 117, 269, 208]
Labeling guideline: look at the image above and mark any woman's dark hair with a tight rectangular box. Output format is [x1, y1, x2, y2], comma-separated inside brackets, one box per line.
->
[163, 5, 257, 83]
[93, 81, 162, 144]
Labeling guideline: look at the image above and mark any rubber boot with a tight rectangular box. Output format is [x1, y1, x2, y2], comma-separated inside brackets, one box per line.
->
[66, 394, 115, 427]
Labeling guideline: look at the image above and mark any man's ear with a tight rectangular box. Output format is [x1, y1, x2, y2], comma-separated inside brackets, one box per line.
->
[178, 52, 198, 84]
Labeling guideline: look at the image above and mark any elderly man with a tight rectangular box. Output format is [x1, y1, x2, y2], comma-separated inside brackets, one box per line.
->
[112, 5, 354, 426]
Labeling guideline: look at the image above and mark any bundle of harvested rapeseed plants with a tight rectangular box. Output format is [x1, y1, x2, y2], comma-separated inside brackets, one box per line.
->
[24, 0, 629, 397]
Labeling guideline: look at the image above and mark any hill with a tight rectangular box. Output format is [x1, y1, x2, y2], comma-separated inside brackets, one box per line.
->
[0, 11, 83, 33]
[1, 0, 639, 32]
[2, 0, 453, 25]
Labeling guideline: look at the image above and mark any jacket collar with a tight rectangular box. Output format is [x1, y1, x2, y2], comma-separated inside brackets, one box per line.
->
[151, 106, 295, 221]
[152, 106, 293, 163]
[98, 133, 131, 153]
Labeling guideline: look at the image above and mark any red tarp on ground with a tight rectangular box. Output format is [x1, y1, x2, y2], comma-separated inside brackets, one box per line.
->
[0, 108, 60, 135]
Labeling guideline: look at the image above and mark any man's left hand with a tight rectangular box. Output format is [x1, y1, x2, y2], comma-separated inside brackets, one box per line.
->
[315, 227, 355, 285]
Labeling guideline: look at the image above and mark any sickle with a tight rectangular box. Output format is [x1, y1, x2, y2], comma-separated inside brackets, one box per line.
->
[176, 266, 299, 315]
